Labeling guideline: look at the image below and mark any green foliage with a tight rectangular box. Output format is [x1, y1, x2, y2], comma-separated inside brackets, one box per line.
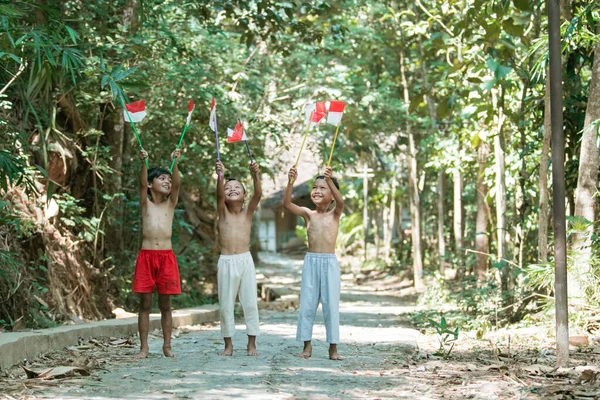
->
[0, 0, 599, 331]
[337, 212, 364, 255]
[428, 316, 459, 358]
[295, 225, 308, 246]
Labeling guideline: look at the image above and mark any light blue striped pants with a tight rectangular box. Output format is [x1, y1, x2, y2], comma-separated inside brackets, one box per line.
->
[296, 253, 341, 344]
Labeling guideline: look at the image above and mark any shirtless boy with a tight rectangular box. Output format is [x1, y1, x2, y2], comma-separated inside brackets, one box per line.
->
[283, 166, 344, 360]
[216, 160, 262, 356]
[132, 148, 181, 358]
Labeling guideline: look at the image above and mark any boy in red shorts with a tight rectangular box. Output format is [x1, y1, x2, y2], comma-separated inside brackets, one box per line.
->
[132, 148, 181, 358]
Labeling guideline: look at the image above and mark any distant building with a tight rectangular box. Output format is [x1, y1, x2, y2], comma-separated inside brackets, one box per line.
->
[257, 179, 311, 252]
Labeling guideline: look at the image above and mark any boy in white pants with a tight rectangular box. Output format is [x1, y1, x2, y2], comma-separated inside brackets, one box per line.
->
[216, 160, 262, 356]
[283, 166, 344, 360]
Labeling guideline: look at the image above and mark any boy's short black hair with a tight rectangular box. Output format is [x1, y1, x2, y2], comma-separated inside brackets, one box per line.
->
[225, 178, 246, 194]
[314, 175, 340, 190]
[147, 167, 171, 196]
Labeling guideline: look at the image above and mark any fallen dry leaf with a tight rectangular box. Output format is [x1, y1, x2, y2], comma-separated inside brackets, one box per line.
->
[569, 335, 589, 347]
[110, 339, 130, 346]
[522, 364, 556, 375]
[23, 366, 90, 380]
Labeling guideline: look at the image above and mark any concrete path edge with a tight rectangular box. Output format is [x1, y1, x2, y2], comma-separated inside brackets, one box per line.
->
[0, 304, 219, 371]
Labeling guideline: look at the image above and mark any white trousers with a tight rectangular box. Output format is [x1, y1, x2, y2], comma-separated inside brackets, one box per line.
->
[296, 253, 341, 344]
[218, 252, 259, 337]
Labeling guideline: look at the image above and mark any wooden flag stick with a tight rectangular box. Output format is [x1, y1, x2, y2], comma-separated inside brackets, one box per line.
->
[291, 111, 313, 184]
[244, 140, 254, 164]
[119, 96, 148, 169]
[295, 111, 314, 168]
[327, 122, 342, 167]
[245, 140, 258, 180]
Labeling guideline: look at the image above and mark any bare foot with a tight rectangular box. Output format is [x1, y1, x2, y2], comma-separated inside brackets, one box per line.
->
[219, 346, 233, 356]
[133, 349, 149, 359]
[296, 342, 312, 359]
[163, 346, 175, 358]
[329, 345, 344, 360]
[247, 346, 259, 356]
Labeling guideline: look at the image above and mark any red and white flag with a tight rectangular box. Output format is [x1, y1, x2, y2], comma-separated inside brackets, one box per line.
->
[209, 97, 217, 132]
[305, 101, 327, 124]
[123, 100, 146, 123]
[185, 99, 195, 125]
[326, 100, 346, 126]
[227, 120, 248, 143]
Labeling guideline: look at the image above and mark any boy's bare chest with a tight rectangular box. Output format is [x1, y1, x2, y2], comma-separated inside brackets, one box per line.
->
[221, 212, 250, 228]
[144, 202, 173, 221]
[308, 213, 336, 233]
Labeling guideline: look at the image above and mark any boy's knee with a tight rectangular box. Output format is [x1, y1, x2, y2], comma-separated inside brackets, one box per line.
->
[158, 296, 171, 313]
[139, 300, 152, 312]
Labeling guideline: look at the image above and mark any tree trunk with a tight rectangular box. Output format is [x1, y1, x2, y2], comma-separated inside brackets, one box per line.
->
[539, 77, 552, 262]
[373, 207, 381, 260]
[475, 143, 490, 281]
[383, 175, 397, 263]
[492, 88, 506, 261]
[572, 39, 600, 302]
[103, 107, 125, 254]
[362, 161, 369, 263]
[492, 88, 512, 302]
[453, 170, 464, 258]
[515, 79, 530, 273]
[400, 51, 424, 291]
[437, 171, 447, 274]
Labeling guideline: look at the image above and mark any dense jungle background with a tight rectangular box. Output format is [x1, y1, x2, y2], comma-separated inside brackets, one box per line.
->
[1, 0, 599, 341]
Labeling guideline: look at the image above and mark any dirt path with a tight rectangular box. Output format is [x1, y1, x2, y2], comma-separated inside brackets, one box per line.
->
[6, 254, 592, 399]
[3, 253, 426, 399]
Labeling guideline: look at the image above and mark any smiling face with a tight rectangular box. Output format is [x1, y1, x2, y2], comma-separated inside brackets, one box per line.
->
[224, 179, 246, 203]
[311, 178, 333, 207]
[149, 173, 172, 197]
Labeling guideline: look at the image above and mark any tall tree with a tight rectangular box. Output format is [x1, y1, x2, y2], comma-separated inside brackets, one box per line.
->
[400, 50, 424, 290]
[572, 39, 600, 300]
[475, 142, 490, 281]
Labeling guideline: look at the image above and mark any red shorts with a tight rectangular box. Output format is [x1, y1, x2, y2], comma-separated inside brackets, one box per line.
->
[132, 250, 181, 295]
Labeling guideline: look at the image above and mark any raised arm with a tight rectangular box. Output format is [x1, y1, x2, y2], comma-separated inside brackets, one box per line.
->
[282, 167, 310, 219]
[216, 161, 226, 216]
[324, 166, 344, 217]
[139, 149, 149, 207]
[246, 161, 262, 215]
[169, 148, 181, 206]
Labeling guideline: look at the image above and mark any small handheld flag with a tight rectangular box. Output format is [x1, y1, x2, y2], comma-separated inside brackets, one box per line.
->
[120, 97, 148, 169]
[227, 121, 248, 143]
[170, 99, 195, 173]
[209, 97, 222, 179]
[326, 100, 345, 126]
[123, 100, 147, 122]
[227, 119, 254, 166]
[305, 102, 327, 124]
[186, 99, 195, 126]
[326, 100, 346, 166]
